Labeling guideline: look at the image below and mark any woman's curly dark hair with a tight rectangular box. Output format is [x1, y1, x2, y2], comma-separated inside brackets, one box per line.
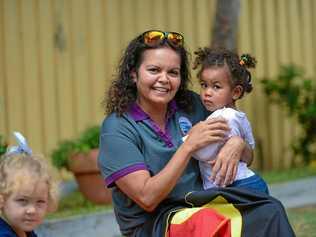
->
[104, 31, 193, 116]
[193, 47, 257, 99]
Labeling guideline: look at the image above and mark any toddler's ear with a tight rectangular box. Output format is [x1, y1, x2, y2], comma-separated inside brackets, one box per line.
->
[232, 85, 243, 100]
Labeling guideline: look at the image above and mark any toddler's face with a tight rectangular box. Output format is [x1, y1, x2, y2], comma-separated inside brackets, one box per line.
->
[0, 179, 49, 235]
[199, 66, 236, 112]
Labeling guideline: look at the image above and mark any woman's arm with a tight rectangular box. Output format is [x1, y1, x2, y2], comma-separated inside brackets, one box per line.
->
[115, 118, 229, 212]
[115, 144, 192, 212]
[210, 136, 253, 187]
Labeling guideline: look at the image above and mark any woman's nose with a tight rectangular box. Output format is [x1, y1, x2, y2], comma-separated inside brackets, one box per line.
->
[158, 72, 169, 83]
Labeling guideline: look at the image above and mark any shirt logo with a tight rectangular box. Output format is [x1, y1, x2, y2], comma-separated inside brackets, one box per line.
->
[179, 116, 192, 136]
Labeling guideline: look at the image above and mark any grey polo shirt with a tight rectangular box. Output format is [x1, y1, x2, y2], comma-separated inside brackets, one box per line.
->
[98, 91, 207, 236]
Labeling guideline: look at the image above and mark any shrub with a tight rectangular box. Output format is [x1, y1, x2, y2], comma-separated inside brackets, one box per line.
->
[261, 65, 316, 164]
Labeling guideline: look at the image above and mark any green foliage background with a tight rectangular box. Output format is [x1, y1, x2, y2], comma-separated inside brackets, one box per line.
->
[261, 65, 316, 164]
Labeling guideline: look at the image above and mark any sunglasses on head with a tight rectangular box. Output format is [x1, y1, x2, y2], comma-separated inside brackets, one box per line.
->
[142, 30, 184, 47]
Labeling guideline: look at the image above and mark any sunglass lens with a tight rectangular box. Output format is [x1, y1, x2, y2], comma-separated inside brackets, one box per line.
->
[144, 31, 164, 46]
[168, 33, 183, 46]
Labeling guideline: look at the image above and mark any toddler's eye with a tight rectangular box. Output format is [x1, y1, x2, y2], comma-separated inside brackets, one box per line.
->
[36, 199, 47, 207]
[200, 82, 207, 89]
[16, 198, 27, 205]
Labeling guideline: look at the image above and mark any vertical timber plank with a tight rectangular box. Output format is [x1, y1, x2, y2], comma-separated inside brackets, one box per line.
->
[38, 0, 59, 154]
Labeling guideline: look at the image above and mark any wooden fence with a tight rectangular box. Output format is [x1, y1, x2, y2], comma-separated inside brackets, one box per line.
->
[0, 0, 315, 170]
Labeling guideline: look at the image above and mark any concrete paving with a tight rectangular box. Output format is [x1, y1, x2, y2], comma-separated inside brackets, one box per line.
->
[35, 176, 316, 237]
[269, 176, 316, 209]
[36, 211, 121, 237]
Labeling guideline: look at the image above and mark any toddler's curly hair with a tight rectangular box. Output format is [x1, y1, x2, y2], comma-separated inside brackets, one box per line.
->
[193, 47, 257, 99]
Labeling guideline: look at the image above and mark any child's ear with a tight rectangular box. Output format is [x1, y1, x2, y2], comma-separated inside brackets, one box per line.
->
[0, 195, 4, 208]
[232, 85, 243, 100]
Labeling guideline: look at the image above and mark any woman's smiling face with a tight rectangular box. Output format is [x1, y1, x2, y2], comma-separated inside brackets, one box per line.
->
[133, 47, 181, 111]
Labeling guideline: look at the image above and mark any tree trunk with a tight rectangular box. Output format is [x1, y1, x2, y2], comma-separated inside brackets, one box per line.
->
[211, 0, 240, 51]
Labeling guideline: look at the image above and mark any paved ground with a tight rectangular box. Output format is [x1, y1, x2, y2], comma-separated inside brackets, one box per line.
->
[36, 176, 316, 237]
[269, 176, 316, 209]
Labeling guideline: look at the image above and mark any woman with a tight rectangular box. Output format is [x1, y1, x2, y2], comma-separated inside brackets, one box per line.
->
[98, 30, 294, 236]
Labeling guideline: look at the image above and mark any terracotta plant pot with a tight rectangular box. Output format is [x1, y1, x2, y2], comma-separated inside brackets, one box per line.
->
[68, 149, 112, 204]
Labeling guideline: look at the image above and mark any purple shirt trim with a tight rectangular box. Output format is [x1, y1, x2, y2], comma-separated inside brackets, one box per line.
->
[128, 100, 178, 121]
[105, 163, 147, 187]
[168, 100, 177, 116]
[128, 103, 148, 121]
[127, 101, 178, 147]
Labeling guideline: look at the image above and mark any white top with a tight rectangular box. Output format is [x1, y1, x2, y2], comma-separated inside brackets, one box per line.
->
[183, 107, 255, 189]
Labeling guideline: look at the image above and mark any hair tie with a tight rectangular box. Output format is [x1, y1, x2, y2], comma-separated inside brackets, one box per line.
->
[6, 132, 32, 156]
[239, 55, 248, 66]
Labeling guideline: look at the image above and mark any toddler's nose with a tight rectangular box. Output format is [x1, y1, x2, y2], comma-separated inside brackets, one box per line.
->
[204, 88, 213, 96]
[26, 205, 36, 214]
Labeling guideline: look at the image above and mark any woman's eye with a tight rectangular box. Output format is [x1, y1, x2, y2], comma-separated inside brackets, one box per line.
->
[169, 70, 180, 77]
[148, 68, 159, 73]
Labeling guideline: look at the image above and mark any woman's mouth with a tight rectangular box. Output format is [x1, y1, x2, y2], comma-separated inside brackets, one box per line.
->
[152, 87, 169, 93]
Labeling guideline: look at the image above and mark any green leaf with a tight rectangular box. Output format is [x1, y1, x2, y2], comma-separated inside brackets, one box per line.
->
[50, 126, 100, 169]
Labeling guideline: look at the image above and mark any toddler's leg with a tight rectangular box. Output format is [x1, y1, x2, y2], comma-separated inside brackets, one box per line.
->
[229, 174, 269, 194]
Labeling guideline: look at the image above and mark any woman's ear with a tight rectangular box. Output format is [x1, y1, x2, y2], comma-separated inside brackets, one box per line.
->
[232, 85, 243, 100]
[130, 71, 137, 83]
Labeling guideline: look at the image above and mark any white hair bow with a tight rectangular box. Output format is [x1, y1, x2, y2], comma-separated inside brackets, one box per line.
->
[6, 131, 32, 156]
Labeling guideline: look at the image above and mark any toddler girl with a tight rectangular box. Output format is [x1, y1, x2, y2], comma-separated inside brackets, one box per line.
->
[0, 132, 59, 237]
[191, 47, 269, 194]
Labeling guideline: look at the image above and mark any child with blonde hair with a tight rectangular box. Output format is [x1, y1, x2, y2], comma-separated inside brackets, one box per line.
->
[0, 132, 59, 237]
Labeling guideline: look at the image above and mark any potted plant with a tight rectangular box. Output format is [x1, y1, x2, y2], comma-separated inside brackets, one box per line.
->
[0, 135, 8, 157]
[51, 126, 111, 204]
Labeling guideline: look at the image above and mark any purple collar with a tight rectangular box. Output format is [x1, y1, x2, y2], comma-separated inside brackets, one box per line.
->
[128, 100, 178, 122]
[127, 100, 178, 148]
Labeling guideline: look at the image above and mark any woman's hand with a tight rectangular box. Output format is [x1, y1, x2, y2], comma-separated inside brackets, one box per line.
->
[184, 118, 229, 154]
[210, 136, 249, 187]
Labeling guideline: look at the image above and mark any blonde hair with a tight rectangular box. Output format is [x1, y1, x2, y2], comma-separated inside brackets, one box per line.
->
[0, 153, 59, 212]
